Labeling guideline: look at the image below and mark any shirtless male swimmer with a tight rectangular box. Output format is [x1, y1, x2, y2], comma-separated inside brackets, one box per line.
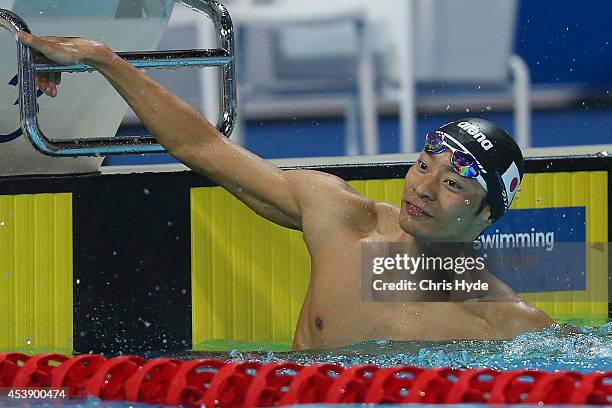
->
[19, 32, 553, 350]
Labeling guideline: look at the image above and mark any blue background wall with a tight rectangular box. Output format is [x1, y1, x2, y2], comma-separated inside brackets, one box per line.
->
[515, 1, 611, 86]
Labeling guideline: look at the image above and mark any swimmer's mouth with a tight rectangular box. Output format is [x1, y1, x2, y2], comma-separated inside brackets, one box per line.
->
[404, 201, 433, 217]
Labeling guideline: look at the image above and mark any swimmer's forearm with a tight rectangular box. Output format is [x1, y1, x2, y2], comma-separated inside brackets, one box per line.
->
[85, 46, 304, 228]
[87, 47, 222, 162]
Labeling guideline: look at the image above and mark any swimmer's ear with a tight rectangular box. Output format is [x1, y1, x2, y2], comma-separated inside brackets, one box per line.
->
[478, 206, 494, 226]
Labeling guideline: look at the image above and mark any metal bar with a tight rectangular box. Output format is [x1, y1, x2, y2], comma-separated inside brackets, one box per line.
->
[35, 49, 231, 73]
[0, 0, 236, 157]
[399, 0, 416, 153]
[356, 18, 379, 155]
[509, 54, 531, 148]
[182, 0, 236, 139]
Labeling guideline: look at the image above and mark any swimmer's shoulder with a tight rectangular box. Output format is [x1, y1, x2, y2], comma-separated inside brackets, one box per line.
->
[456, 266, 553, 335]
[286, 170, 378, 233]
[482, 300, 554, 337]
[287, 170, 407, 236]
[372, 201, 404, 235]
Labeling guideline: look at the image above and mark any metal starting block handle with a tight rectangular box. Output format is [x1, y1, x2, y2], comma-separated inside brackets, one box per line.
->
[0, 0, 236, 157]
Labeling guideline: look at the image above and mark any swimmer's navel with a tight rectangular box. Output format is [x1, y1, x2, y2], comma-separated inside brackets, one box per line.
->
[315, 317, 324, 330]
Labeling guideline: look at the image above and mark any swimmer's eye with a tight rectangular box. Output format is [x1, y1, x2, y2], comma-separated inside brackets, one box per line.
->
[417, 160, 427, 171]
[445, 179, 463, 189]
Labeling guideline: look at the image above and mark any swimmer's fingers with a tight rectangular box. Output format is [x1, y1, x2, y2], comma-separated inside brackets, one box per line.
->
[36, 72, 61, 97]
[35, 74, 48, 95]
[50, 72, 61, 97]
[34, 72, 59, 97]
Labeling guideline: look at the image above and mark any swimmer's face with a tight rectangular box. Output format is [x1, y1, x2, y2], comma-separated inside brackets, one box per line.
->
[400, 150, 492, 242]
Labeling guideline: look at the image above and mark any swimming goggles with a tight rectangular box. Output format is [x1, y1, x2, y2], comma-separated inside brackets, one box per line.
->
[423, 132, 488, 191]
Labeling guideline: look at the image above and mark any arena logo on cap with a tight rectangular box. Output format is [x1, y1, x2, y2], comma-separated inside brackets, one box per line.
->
[457, 122, 494, 151]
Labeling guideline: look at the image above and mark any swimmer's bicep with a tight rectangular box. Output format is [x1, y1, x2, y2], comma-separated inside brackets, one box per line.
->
[225, 186, 303, 230]
[185, 139, 304, 229]
[217, 169, 357, 231]
[238, 169, 370, 231]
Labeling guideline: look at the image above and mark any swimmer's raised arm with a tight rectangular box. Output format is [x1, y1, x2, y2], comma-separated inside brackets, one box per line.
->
[18, 32, 377, 232]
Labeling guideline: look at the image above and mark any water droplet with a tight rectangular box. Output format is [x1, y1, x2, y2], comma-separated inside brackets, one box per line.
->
[76, 279, 80, 284]
[456, 217, 462, 221]
[464, 199, 471, 205]
[112, 251, 117, 256]
[0, 221, 4, 226]
[446, 104, 450, 111]
[25, 338, 31, 345]
[143, 188, 150, 195]
[486, 106, 492, 111]
[465, 108, 470, 113]
[167, 221, 173, 226]
[143, 321, 151, 328]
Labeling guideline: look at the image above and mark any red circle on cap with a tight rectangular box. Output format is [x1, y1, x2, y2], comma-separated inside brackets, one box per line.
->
[509, 177, 519, 192]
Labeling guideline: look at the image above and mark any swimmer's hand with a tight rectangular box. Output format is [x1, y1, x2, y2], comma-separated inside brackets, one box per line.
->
[17, 31, 109, 97]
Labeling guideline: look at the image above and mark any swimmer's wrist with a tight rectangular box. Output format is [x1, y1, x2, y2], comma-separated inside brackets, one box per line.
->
[83, 44, 117, 69]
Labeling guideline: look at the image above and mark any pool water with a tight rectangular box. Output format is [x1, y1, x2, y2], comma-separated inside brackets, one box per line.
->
[1, 321, 610, 407]
[179, 322, 612, 373]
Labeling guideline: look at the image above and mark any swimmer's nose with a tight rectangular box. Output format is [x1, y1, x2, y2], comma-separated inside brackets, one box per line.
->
[414, 177, 436, 200]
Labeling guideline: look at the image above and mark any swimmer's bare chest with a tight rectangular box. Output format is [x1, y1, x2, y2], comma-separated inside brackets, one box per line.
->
[292, 212, 497, 350]
[293, 248, 495, 349]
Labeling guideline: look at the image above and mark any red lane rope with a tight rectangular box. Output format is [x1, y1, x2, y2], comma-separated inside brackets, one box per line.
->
[0, 353, 609, 406]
